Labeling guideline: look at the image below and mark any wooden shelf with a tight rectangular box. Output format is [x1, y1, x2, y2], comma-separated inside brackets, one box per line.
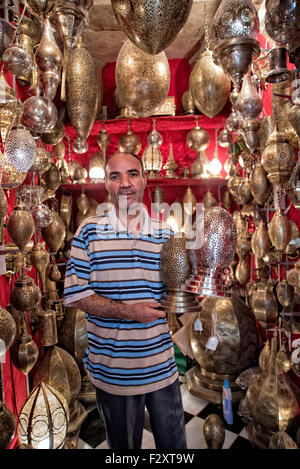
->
[60, 177, 227, 193]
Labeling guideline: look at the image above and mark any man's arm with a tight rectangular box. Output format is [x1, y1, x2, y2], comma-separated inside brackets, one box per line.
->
[69, 293, 166, 324]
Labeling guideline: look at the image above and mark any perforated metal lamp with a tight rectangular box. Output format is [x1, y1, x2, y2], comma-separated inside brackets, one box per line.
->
[17, 383, 69, 449]
[88, 150, 105, 183]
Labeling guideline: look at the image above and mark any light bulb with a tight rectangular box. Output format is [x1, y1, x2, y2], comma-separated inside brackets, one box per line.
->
[89, 165, 105, 180]
[208, 157, 222, 176]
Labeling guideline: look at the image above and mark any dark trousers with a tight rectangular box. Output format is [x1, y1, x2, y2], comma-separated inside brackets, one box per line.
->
[95, 379, 187, 450]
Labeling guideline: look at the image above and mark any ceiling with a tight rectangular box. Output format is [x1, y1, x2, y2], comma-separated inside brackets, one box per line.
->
[83, 0, 265, 67]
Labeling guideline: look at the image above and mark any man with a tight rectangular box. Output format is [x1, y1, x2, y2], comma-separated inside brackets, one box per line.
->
[64, 152, 187, 450]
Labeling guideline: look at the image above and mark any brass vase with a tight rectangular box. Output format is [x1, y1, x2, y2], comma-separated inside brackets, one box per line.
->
[30, 242, 50, 293]
[251, 220, 271, 259]
[6, 202, 35, 253]
[189, 50, 231, 118]
[41, 211, 66, 254]
[32, 345, 82, 409]
[115, 40, 170, 117]
[66, 37, 98, 154]
[10, 273, 41, 313]
[186, 294, 258, 404]
[111, 0, 192, 55]
[10, 327, 39, 375]
[268, 209, 292, 252]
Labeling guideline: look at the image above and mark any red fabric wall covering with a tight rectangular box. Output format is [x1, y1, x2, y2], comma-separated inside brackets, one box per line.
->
[1, 28, 300, 447]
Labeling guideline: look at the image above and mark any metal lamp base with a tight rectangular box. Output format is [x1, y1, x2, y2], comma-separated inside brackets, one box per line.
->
[160, 289, 202, 314]
[182, 271, 231, 298]
[185, 365, 245, 405]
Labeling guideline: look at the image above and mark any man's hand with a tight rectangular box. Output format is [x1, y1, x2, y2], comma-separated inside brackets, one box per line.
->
[130, 302, 166, 323]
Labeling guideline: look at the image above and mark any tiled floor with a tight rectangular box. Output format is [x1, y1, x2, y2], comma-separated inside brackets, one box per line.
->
[76, 378, 253, 450]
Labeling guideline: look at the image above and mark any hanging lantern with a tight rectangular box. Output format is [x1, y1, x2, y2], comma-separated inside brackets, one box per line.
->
[2, 42, 32, 77]
[26, 0, 60, 20]
[251, 279, 279, 328]
[0, 402, 16, 449]
[4, 125, 37, 174]
[35, 18, 63, 100]
[30, 146, 52, 174]
[186, 118, 210, 152]
[37, 308, 58, 347]
[190, 50, 231, 118]
[118, 121, 142, 155]
[22, 95, 58, 135]
[249, 162, 271, 205]
[17, 382, 69, 449]
[41, 118, 65, 146]
[261, 127, 296, 188]
[235, 72, 262, 119]
[265, 0, 296, 44]
[0, 305, 16, 354]
[147, 119, 163, 147]
[6, 201, 35, 253]
[211, 0, 260, 91]
[142, 146, 162, 178]
[10, 327, 39, 375]
[0, 71, 18, 144]
[30, 242, 50, 293]
[111, 0, 192, 55]
[115, 40, 170, 117]
[41, 211, 66, 254]
[17, 16, 41, 86]
[66, 37, 98, 154]
[10, 273, 41, 313]
[89, 151, 105, 182]
[268, 209, 292, 252]
[251, 221, 271, 259]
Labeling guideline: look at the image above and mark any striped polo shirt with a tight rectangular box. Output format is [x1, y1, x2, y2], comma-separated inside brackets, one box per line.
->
[64, 205, 178, 396]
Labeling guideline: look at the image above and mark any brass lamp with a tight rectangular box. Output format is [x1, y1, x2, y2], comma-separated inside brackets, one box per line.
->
[17, 383, 69, 450]
[88, 150, 105, 183]
[182, 206, 237, 298]
[211, 0, 260, 91]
